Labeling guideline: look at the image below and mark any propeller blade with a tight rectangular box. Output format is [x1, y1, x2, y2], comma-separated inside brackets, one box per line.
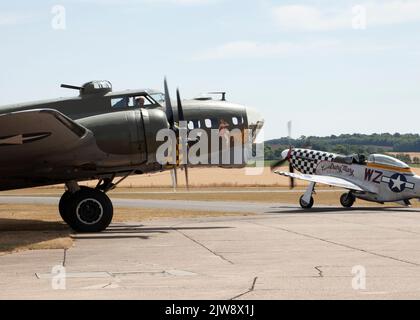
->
[164, 78, 179, 191]
[270, 159, 287, 171]
[164, 78, 174, 128]
[177, 88, 190, 191]
[176, 89, 185, 123]
[184, 166, 190, 191]
[289, 162, 295, 189]
[171, 167, 178, 191]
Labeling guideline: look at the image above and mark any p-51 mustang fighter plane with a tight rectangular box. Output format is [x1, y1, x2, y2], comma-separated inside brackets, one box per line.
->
[0, 79, 264, 232]
[272, 148, 420, 209]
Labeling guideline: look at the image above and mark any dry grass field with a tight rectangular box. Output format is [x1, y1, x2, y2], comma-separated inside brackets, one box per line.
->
[3, 166, 417, 191]
[77, 166, 420, 188]
[0, 203, 252, 255]
[390, 152, 420, 159]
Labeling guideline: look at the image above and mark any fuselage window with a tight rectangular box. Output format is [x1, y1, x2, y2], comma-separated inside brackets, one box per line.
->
[128, 97, 135, 107]
[188, 121, 194, 130]
[205, 119, 212, 128]
[232, 117, 239, 126]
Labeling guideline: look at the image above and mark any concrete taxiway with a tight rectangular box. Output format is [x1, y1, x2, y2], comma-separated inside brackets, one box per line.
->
[1, 197, 420, 299]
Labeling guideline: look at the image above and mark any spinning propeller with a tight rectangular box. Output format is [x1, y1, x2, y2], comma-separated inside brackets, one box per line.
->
[270, 121, 295, 189]
[164, 78, 190, 191]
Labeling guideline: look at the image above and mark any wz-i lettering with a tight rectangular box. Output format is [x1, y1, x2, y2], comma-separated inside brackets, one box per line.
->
[364, 168, 383, 184]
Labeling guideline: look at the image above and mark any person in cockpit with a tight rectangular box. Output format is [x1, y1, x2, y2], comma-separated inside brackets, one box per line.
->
[135, 97, 145, 108]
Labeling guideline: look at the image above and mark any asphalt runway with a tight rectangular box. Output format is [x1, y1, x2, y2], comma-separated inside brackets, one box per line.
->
[1, 197, 420, 299]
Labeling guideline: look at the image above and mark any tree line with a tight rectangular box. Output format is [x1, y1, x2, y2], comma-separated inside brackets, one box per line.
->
[264, 133, 420, 162]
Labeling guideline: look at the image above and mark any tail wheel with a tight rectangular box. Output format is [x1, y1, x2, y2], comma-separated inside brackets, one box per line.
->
[65, 188, 113, 233]
[340, 193, 356, 208]
[299, 195, 314, 209]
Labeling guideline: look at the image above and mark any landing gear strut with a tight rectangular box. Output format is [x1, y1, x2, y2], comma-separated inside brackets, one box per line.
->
[59, 184, 113, 233]
[340, 192, 356, 208]
[59, 173, 133, 232]
[299, 182, 316, 209]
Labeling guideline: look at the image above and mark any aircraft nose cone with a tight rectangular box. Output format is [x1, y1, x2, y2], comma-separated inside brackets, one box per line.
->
[246, 106, 264, 132]
[246, 106, 264, 127]
[245, 106, 264, 142]
[281, 149, 291, 160]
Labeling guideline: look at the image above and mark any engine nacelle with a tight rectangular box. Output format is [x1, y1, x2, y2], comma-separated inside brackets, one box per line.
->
[78, 108, 169, 167]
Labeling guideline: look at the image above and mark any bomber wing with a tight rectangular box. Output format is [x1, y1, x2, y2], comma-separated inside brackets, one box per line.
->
[0, 109, 91, 165]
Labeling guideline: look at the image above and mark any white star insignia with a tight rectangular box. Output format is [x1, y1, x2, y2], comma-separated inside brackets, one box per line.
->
[391, 176, 405, 191]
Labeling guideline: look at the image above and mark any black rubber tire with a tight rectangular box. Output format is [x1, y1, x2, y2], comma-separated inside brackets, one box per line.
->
[59, 191, 72, 225]
[59, 186, 91, 225]
[65, 188, 113, 233]
[299, 195, 314, 209]
[340, 193, 356, 208]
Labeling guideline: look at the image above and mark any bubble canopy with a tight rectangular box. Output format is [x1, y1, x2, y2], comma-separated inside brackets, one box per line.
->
[367, 154, 410, 169]
[82, 81, 112, 95]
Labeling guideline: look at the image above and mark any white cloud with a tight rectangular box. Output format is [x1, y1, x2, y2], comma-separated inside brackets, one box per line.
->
[193, 40, 342, 60]
[193, 39, 401, 60]
[367, 0, 420, 25]
[0, 13, 31, 26]
[66, 0, 217, 5]
[272, 0, 420, 31]
[272, 5, 350, 31]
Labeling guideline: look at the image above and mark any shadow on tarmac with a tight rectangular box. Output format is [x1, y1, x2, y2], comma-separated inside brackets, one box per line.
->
[267, 206, 419, 215]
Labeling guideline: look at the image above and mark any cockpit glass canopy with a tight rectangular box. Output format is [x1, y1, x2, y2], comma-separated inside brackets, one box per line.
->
[367, 154, 409, 168]
[150, 92, 165, 105]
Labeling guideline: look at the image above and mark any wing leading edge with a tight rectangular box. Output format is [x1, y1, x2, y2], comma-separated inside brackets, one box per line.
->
[274, 171, 368, 192]
[0, 109, 91, 165]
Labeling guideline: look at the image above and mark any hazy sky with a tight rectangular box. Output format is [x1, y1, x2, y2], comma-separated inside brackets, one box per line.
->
[1, 0, 419, 140]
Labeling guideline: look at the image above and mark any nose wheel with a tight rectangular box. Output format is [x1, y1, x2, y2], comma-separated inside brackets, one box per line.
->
[59, 187, 113, 233]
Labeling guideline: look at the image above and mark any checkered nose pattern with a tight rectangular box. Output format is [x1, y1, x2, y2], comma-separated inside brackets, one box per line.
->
[290, 149, 336, 174]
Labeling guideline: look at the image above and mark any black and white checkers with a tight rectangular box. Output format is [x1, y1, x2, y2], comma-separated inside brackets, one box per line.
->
[290, 149, 336, 174]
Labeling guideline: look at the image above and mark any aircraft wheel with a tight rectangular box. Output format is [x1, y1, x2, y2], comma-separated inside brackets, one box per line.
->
[59, 191, 72, 224]
[59, 186, 90, 225]
[65, 188, 113, 233]
[340, 193, 356, 208]
[299, 195, 314, 209]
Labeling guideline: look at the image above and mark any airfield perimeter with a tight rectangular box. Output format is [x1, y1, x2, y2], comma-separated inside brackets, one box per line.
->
[1, 168, 420, 299]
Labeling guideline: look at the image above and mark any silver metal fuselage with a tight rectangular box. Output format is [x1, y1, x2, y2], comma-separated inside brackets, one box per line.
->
[290, 148, 420, 203]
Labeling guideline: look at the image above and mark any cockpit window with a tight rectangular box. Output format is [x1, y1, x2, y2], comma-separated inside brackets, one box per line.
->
[111, 95, 156, 109]
[150, 93, 165, 105]
[133, 96, 154, 108]
[368, 154, 410, 169]
[111, 97, 128, 108]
